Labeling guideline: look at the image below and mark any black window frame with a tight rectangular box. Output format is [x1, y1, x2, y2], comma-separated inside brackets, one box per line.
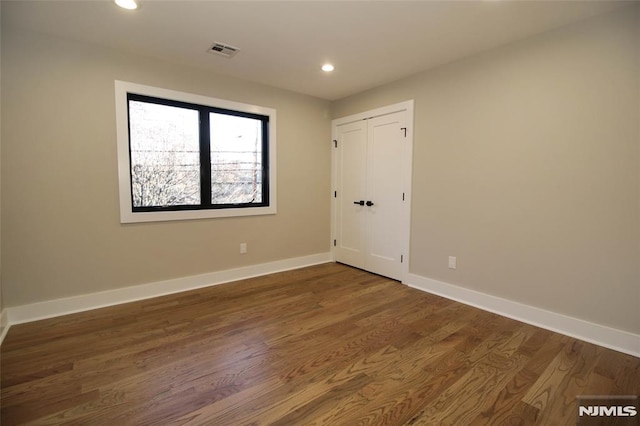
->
[126, 93, 270, 213]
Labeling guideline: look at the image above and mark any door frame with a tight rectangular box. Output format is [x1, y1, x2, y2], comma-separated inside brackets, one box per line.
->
[331, 100, 414, 282]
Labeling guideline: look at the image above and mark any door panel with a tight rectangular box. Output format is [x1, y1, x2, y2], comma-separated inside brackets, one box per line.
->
[335, 120, 367, 268]
[366, 112, 405, 279]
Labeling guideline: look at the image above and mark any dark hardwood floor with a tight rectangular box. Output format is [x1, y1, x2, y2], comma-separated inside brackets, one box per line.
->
[1, 263, 638, 425]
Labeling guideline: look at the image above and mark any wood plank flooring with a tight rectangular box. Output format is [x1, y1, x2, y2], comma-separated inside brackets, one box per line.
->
[1, 263, 638, 425]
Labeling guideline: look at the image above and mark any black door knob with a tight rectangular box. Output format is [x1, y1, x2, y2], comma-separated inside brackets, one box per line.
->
[353, 200, 365, 206]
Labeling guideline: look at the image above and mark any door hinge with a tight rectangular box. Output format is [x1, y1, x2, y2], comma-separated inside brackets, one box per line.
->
[334, 239, 337, 247]
[402, 192, 405, 201]
[334, 191, 337, 198]
[333, 139, 338, 148]
[400, 127, 407, 137]
[401, 254, 404, 263]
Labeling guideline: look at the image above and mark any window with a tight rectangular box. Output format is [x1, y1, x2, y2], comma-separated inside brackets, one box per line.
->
[115, 81, 276, 223]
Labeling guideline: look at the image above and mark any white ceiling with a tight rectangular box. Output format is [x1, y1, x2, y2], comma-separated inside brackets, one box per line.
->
[2, 0, 632, 100]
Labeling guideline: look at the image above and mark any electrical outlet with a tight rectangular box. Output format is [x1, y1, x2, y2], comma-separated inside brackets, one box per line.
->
[240, 243, 247, 254]
[448, 256, 457, 270]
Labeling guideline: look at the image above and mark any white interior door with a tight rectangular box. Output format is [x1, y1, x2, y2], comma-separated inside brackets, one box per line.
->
[333, 102, 412, 281]
[335, 120, 367, 269]
[365, 112, 406, 279]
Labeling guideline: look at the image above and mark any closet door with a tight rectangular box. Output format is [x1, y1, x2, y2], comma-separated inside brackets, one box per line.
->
[364, 111, 406, 280]
[334, 120, 367, 269]
[334, 110, 408, 281]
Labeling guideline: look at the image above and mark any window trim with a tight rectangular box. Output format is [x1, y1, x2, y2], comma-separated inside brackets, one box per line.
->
[115, 80, 277, 223]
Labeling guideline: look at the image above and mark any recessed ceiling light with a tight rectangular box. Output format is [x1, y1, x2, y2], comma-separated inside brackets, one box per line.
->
[322, 64, 335, 72]
[115, 0, 139, 10]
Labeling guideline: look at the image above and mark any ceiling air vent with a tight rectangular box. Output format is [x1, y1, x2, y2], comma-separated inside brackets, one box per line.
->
[208, 42, 240, 58]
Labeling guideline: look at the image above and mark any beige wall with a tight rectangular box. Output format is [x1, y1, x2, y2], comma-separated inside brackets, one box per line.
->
[333, 7, 640, 334]
[1, 27, 331, 307]
[0, 1, 3, 314]
[2, 6, 638, 338]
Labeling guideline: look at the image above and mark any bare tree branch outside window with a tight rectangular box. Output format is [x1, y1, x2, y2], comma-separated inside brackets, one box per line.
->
[129, 101, 200, 207]
[128, 100, 264, 208]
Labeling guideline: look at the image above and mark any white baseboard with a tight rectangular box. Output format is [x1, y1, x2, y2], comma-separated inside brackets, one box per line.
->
[4, 259, 637, 358]
[5, 252, 332, 327]
[404, 273, 640, 358]
[0, 309, 9, 345]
